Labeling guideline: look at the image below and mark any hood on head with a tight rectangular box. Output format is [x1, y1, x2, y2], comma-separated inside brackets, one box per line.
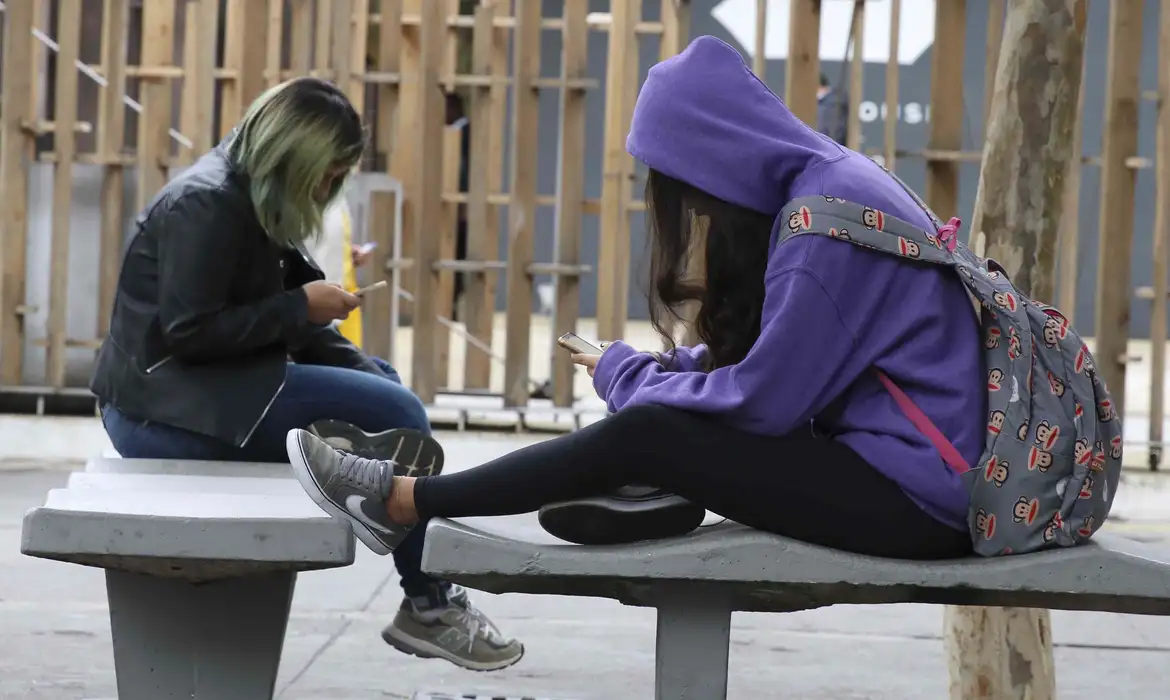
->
[626, 35, 843, 215]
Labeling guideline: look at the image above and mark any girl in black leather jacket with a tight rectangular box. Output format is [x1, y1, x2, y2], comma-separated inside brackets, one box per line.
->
[91, 77, 522, 671]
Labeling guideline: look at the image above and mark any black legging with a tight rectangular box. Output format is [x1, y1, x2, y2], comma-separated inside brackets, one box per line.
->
[413, 404, 972, 560]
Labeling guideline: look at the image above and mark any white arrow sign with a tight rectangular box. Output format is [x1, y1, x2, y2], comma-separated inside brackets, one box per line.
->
[711, 0, 937, 66]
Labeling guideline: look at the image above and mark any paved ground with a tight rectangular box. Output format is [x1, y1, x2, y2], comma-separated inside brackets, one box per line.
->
[5, 430, 1170, 699]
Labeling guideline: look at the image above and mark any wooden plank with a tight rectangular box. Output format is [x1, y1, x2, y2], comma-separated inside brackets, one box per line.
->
[462, 0, 510, 391]
[219, 0, 268, 137]
[1093, 0, 1143, 419]
[179, 0, 219, 164]
[45, 0, 83, 388]
[784, 0, 820, 126]
[946, 4, 1087, 698]
[96, 0, 131, 347]
[266, 0, 285, 89]
[502, 0, 542, 407]
[1150, 0, 1170, 468]
[883, 0, 901, 169]
[0, 0, 37, 383]
[364, 0, 404, 362]
[331, 0, 354, 99]
[596, 0, 640, 343]
[434, 0, 461, 390]
[925, 0, 965, 219]
[392, 0, 422, 319]
[436, 125, 461, 389]
[549, 0, 589, 407]
[289, 0, 313, 75]
[349, 0, 372, 113]
[846, 0, 865, 150]
[315, 0, 333, 78]
[136, 0, 175, 212]
[408, 0, 447, 402]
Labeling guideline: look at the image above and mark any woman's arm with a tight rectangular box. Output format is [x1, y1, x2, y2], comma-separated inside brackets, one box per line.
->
[591, 269, 860, 435]
[658, 344, 709, 372]
[156, 193, 311, 361]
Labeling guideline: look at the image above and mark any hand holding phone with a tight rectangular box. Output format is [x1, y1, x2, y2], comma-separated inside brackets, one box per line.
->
[357, 242, 377, 255]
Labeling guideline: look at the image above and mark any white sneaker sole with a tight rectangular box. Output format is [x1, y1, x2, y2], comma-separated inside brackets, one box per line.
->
[380, 624, 524, 672]
[286, 430, 394, 556]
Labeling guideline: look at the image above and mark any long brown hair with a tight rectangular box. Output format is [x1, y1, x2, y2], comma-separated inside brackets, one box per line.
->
[645, 169, 775, 370]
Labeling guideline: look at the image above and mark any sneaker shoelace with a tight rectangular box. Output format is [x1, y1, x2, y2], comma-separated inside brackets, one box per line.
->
[336, 451, 396, 499]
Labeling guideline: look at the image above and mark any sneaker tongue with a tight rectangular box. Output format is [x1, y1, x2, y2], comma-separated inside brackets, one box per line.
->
[340, 454, 394, 498]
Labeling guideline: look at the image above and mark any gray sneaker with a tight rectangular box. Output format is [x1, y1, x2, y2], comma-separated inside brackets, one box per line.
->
[285, 428, 444, 555]
[382, 585, 524, 672]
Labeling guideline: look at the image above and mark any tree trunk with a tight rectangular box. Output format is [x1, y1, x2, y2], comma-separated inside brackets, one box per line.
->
[945, 1, 1087, 699]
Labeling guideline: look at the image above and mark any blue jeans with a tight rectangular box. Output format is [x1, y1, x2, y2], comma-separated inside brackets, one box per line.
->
[101, 357, 442, 598]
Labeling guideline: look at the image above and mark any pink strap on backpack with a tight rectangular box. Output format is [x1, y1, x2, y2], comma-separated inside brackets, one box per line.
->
[875, 370, 972, 475]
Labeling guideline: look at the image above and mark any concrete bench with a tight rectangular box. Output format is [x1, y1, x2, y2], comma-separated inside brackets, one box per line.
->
[21, 457, 355, 700]
[421, 519, 1170, 700]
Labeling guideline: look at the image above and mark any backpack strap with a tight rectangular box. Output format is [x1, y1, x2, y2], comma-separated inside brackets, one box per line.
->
[875, 370, 972, 475]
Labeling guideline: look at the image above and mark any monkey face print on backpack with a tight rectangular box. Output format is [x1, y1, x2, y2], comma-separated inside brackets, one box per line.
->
[777, 187, 1123, 557]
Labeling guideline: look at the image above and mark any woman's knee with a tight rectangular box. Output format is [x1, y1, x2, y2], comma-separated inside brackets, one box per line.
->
[602, 403, 680, 435]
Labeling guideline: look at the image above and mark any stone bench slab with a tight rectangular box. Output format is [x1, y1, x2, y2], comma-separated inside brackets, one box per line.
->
[84, 456, 296, 479]
[23, 482, 353, 581]
[421, 519, 1170, 616]
[67, 471, 307, 496]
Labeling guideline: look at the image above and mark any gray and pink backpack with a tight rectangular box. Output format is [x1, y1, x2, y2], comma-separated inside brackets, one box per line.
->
[777, 169, 1123, 557]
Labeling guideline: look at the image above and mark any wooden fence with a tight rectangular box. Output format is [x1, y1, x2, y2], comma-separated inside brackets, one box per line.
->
[0, 0, 1165, 463]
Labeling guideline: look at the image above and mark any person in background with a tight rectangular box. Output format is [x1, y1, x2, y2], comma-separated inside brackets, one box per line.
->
[309, 197, 372, 348]
[91, 77, 523, 672]
[817, 73, 848, 145]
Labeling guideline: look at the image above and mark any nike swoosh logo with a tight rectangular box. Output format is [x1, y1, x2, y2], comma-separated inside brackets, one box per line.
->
[345, 494, 394, 534]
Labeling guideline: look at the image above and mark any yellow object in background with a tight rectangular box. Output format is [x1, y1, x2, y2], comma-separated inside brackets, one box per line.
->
[336, 205, 364, 349]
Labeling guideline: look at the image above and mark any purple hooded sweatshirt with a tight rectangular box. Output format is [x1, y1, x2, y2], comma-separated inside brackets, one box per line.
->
[593, 36, 985, 531]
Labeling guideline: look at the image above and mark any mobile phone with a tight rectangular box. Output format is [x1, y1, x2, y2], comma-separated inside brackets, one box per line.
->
[355, 280, 388, 297]
[557, 332, 603, 356]
[357, 241, 378, 255]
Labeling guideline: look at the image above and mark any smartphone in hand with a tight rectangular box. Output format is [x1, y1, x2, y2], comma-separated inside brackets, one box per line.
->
[355, 280, 389, 297]
[557, 332, 604, 356]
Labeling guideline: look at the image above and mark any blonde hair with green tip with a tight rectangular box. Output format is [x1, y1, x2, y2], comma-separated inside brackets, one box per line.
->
[228, 78, 365, 248]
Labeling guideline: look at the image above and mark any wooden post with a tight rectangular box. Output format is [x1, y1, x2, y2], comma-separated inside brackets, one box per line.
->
[784, 0, 820, 126]
[549, 0, 589, 407]
[1149, 0, 1170, 469]
[0, 0, 37, 383]
[925, 0, 965, 221]
[136, 0, 175, 212]
[289, 0, 313, 75]
[348, 0, 371, 114]
[265, 0, 285, 88]
[462, 0, 510, 391]
[96, 0, 130, 346]
[313, 1, 333, 80]
[1093, 0, 1143, 419]
[944, 3, 1087, 700]
[179, 0, 219, 163]
[365, 0, 404, 362]
[882, 0, 900, 169]
[434, 0, 460, 390]
[596, 0, 640, 343]
[753, 0, 767, 79]
[408, 0, 447, 402]
[392, 0, 422, 320]
[502, 0, 541, 407]
[846, 0, 865, 151]
[45, 0, 83, 388]
[219, 0, 269, 138]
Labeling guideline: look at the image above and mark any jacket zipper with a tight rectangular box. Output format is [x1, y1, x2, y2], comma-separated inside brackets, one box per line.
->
[145, 355, 174, 373]
[241, 376, 286, 447]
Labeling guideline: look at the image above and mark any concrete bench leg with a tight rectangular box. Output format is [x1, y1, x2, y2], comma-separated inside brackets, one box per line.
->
[654, 591, 732, 700]
[105, 570, 297, 700]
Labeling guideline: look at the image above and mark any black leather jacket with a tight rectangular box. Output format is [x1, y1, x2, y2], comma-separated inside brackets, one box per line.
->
[91, 142, 382, 447]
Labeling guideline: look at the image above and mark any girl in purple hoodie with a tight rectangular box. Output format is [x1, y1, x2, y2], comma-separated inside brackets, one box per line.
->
[285, 36, 983, 564]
